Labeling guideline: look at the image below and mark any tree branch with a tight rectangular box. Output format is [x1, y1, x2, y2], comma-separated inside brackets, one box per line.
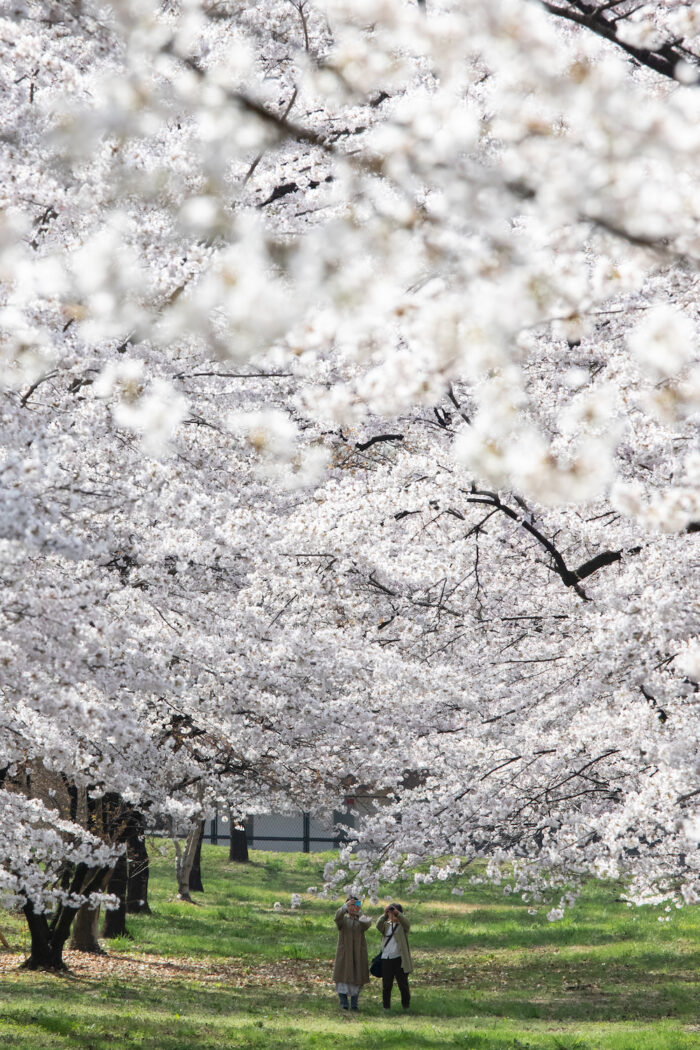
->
[462, 487, 647, 598]
[20, 370, 59, 407]
[356, 433, 404, 452]
[540, 0, 698, 83]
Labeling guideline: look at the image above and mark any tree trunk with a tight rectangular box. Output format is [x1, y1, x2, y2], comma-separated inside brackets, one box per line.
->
[174, 823, 201, 902]
[188, 820, 205, 892]
[126, 813, 151, 914]
[229, 820, 249, 863]
[69, 795, 115, 953]
[101, 851, 131, 939]
[21, 903, 66, 971]
[20, 864, 109, 971]
[70, 900, 103, 953]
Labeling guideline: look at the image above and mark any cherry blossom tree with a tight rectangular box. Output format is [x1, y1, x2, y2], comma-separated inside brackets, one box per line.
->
[0, 0, 698, 967]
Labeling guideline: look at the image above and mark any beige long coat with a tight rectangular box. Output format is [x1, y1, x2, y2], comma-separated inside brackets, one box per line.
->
[333, 907, 371, 986]
[376, 911, 413, 974]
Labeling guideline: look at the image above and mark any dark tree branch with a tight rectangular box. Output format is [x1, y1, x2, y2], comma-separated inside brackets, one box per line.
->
[368, 572, 396, 596]
[244, 88, 298, 187]
[540, 0, 698, 83]
[463, 490, 590, 598]
[356, 433, 404, 452]
[461, 487, 648, 598]
[448, 384, 471, 424]
[572, 546, 642, 579]
[257, 173, 333, 208]
[286, 0, 310, 53]
[640, 684, 668, 723]
[20, 370, 59, 406]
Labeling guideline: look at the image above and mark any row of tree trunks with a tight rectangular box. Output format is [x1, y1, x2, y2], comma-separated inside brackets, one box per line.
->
[181, 816, 251, 897]
[188, 816, 250, 889]
[20, 798, 251, 968]
[102, 806, 151, 938]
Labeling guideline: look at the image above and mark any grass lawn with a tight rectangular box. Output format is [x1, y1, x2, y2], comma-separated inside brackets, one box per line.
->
[0, 843, 698, 1049]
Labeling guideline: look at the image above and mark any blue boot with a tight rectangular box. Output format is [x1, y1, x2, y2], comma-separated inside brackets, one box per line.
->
[338, 993, 349, 1010]
[350, 995, 359, 1011]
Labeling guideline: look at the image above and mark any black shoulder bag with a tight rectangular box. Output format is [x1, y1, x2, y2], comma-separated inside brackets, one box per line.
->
[370, 921, 398, 978]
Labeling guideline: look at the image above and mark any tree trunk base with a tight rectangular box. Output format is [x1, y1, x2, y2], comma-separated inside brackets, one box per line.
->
[20, 955, 68, 972]
[126, 901, 151, 915]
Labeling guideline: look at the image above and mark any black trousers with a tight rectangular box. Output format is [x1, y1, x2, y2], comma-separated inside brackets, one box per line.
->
[382, 956, 410, 1008]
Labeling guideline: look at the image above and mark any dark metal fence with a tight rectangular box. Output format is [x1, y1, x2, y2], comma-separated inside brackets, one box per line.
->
[203, 806, 364, 852]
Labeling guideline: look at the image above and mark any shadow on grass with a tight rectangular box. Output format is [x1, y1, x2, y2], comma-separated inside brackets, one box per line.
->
[0, 966, 698, 1031]
[2, 989, 699, 1050]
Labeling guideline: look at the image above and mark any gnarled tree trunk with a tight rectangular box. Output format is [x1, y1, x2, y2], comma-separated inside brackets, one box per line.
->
[21, 863, 109, 971]
[21, 903, 65, 971]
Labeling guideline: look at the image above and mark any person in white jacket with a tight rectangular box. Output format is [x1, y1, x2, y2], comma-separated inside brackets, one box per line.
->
[376, 903, 413, 1010]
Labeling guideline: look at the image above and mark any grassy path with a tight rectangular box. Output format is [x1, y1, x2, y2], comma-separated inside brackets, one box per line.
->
[0, 844, 698, 1049]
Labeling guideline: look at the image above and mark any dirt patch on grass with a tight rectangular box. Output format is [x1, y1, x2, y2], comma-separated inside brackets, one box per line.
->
[425, 900, 516, 914]
[0, 950, 334, 988]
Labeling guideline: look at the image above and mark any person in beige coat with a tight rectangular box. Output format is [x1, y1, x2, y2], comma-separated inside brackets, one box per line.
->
[333, 897, 372, 1011]
[376, 903, 413, 1010]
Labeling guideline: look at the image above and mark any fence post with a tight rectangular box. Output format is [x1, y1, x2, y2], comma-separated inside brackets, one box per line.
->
[211, 806, 218, 845]
[302, 812, 310, 853]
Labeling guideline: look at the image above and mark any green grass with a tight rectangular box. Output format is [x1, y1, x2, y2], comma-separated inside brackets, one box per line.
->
[1, 843, 699, 1049]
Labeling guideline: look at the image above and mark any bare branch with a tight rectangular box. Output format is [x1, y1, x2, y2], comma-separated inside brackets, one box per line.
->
[20, 370, 59, 407]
